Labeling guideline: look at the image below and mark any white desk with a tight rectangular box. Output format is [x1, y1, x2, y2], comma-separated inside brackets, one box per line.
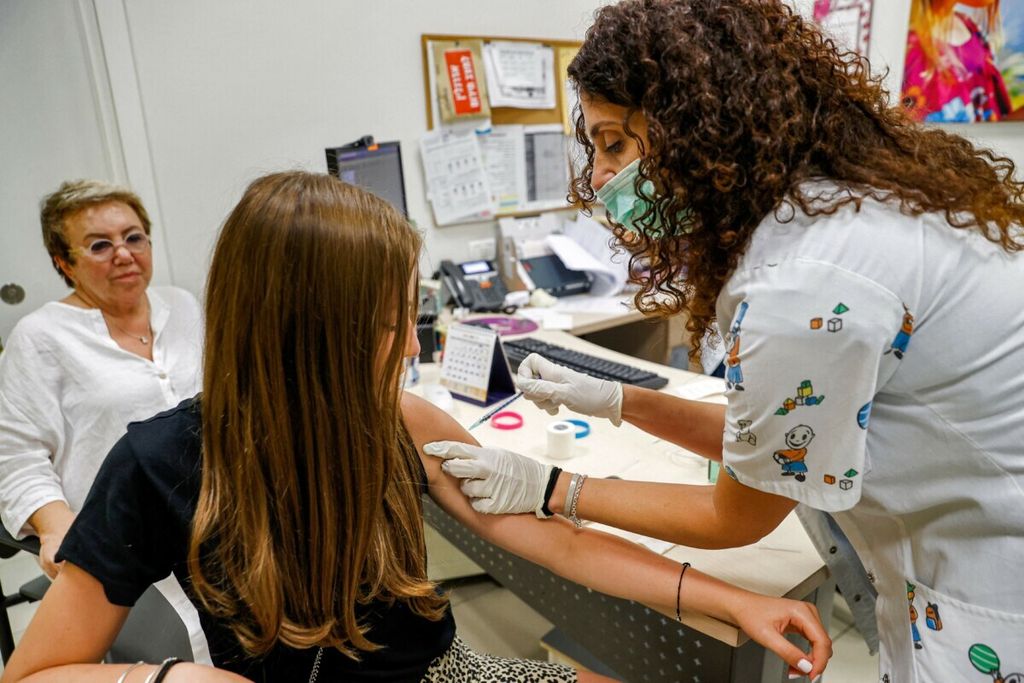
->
[414, 330, 831, 682]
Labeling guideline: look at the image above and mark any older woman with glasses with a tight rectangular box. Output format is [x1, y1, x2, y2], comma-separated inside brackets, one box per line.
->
[0, 179, 202, 580]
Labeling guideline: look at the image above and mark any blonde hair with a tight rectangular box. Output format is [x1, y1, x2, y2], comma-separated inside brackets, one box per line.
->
[189, 171, 444, 659]
[39, 179, 152, 286]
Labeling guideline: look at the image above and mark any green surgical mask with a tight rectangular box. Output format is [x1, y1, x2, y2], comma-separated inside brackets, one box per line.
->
[595, 158, 693, 237]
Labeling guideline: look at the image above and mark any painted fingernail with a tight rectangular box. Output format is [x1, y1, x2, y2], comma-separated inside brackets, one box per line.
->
[797, 658, 813, 674]
[788, 675, 800, 680]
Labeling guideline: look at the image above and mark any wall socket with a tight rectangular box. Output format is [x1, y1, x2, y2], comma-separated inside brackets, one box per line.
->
[468, 238, 496, 262]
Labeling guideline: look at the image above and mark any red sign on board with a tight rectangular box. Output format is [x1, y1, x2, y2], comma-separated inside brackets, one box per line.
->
[444, 49, 482, 116]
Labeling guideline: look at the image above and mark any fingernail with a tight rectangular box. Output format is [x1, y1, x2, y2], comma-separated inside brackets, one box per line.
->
[788, 675, 800, 680]
[812, 677, 821, 683]
[797, 659, 813, 674]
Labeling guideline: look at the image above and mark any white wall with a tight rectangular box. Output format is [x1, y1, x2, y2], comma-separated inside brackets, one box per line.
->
[113, 1, 606, 295]
[4, 0, 1024, 340]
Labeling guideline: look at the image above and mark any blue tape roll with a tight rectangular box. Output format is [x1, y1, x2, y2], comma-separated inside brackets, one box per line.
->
[565, 418, 590, 439]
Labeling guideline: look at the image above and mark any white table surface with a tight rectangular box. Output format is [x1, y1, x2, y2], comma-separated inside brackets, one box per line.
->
[412, 329, 829, 646]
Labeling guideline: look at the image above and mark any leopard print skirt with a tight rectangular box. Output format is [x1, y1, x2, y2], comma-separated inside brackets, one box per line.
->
[421, 636, 578, 682]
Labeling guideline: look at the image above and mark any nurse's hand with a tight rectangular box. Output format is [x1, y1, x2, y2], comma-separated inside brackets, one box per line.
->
[516, 353, 623, 426]
[424, 441, 552, 517]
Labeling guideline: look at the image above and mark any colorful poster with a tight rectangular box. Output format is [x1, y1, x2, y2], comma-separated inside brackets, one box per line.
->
[901, 1, 1024, 123]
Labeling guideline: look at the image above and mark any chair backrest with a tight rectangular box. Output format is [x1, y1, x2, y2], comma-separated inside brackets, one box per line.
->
[0, 524, 194, 663]
[108, 584, 195, 663]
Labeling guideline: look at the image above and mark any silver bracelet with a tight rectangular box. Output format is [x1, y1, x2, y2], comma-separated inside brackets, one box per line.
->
[116, 661, 146, 683]
[567, 474, 587, 528]
[143, 658, 177, 683]
[563, 472, 581, 521]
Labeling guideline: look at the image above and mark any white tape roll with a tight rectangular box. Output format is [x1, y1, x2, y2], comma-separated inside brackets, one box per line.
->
[547, 421, 576, 460]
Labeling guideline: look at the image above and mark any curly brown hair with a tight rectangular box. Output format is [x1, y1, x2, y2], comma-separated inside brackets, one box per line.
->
[568, 0, 1024, 357]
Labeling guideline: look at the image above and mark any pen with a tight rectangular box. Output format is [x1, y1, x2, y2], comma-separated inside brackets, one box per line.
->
[467, 392, 524, 431]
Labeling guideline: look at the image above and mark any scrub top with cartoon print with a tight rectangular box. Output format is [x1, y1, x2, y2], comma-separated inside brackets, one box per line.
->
[717, 184, 1024, 683]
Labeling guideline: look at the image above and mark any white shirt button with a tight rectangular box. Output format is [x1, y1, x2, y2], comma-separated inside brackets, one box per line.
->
[158, 372, 168, 379]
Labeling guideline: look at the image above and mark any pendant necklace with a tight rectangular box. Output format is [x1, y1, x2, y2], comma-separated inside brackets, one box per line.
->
[74, 292, 153, 345]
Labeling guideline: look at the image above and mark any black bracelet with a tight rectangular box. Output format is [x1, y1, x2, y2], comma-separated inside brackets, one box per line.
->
[675, 562, 691, 623]
[539, 467, 563, 518]
[152, 658, 182, 683]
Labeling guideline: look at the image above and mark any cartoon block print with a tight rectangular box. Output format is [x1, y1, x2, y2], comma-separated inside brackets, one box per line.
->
[810, 317, 823, 330]
[844, 468, 858, 478]
[833, 303, 849, 314]
[735, 419, 757, 446]
[828, 317, 842, 332]
[969, 643, 1024, 682]
[775, 380, 826, 416]
[839, 479, 853, 490]
[772, 424, 814, 482]
[925, 602, 942, 631]
[908, 582, 923, 650]
[885, 304, 914, 360]
[824, 474, 836, 485]
[725, 301, 749, 391]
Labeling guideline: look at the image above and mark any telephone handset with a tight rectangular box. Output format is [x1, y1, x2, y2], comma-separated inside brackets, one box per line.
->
[439, 260, 510, 312]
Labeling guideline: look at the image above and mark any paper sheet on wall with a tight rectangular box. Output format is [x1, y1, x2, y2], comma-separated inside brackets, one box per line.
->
[431, 40, 491, 125]
[477, 125, 526, 212]
[523, 124, 570, 211]
[420, 131, 495, 225]
[483, 41, 556, 109]
[556, 46, 580, 135]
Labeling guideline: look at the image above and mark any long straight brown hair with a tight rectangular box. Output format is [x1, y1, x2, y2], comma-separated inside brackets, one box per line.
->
[189, 171, 445, 658]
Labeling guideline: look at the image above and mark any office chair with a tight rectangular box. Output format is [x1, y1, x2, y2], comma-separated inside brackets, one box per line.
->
[0, 526, 44, 662]
[0, 525, 193, 664]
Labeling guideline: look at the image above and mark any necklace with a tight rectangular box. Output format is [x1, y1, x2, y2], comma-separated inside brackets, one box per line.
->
[71, 292, 153, 345]
[105, 314, 153, 345]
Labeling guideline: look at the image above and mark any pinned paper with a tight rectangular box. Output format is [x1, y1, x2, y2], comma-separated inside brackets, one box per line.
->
[432, 40, 491, 125]
[483, 41, 556, 109]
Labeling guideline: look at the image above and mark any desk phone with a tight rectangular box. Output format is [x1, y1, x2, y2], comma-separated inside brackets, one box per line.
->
[440, 259, 510, 312]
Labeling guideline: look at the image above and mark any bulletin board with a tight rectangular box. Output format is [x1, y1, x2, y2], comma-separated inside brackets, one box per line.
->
[419, 33, 584, 223]
[421, 33, 582, 131]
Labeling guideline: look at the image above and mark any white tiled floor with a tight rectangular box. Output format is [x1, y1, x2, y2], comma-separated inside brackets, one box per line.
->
[0, 553, 877, 681]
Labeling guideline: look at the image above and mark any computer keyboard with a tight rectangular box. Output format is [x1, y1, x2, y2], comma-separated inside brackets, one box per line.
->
[502, 337, 670, 390]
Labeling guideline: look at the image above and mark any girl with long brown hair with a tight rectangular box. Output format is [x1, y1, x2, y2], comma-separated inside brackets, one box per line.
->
[3, 171, 831, 682]
[430, 1, 1024, 681]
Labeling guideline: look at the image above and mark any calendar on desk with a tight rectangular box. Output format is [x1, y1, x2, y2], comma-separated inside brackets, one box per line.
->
[440, 323, 516, 405]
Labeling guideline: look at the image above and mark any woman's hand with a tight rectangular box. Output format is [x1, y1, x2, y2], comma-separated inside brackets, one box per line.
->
[29, 501, 75, 579]
[516, 354, 623, 425]
[729, 593, 832, 680]
[424, 441, 552, 516]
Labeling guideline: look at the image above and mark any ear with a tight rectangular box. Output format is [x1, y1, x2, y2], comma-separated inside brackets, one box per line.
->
[54, 255, 75, 284]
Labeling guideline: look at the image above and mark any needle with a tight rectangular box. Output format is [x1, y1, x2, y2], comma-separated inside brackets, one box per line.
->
[466, 392, 524, 431]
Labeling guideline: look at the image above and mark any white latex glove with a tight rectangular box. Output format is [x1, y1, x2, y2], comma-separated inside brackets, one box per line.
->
[516, 353, 624, 426]
[424, 441, 553, 517]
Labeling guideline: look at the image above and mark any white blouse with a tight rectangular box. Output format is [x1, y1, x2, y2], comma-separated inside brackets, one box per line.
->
[0, 286, 203, 538]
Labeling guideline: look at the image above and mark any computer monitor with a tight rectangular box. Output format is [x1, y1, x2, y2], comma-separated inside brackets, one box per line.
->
[325, 140, 408, 216]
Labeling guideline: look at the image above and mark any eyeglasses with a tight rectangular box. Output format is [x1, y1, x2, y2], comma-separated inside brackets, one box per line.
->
[73, 231, 151, 262]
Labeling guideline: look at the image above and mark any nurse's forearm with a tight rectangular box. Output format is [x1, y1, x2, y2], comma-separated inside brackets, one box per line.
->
[620, 385, 726, 461]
